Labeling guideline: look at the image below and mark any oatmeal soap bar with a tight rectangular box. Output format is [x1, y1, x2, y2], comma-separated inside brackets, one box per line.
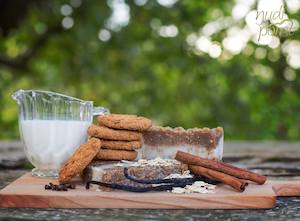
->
[82, 159, 188, 187]
[140, 126, 224, 160]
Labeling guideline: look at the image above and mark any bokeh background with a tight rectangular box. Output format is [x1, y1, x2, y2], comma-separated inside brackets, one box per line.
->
[0, 0, 299, 140]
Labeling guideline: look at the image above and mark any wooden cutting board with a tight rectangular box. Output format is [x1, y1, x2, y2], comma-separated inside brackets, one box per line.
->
[0, 173, 277, 209]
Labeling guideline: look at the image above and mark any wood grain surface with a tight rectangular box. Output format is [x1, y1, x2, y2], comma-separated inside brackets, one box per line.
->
[0, 173, 277, 209]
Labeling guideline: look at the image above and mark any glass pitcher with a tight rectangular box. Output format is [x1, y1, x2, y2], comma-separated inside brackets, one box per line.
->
[12, 89, 109, 177]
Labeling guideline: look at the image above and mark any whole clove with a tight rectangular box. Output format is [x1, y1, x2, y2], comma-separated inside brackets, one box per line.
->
[44, 184, 52, 190]
[44, 182, 76, 191]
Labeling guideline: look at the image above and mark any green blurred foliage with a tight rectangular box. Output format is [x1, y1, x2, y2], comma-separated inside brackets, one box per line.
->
[0, 0, 299, 140]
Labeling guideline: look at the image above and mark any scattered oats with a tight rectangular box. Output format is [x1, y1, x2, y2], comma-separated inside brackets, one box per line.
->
[164, 170, 193, 179]
[115, 162, 125, 167]
[120, 158, 180, 167]
[172, 187, 187, 194]
[193, 181, 206, 187]
[171, 181, 215, 194]
[206, 185, 215, 190]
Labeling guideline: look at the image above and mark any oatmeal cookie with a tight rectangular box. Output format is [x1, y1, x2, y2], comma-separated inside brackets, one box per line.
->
[101, 140, 142, 150]
[97, 114, 152, 131]
[88, 125, 142, 141]
[58, 138, 101, 184]
[96, 149, 138, 161]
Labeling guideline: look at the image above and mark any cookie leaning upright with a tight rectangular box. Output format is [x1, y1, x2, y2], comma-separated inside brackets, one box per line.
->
[58, 138, 101, 184]
[97, 114, 152, 131]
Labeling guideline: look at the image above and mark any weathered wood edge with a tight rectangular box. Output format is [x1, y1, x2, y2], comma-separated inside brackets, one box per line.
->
[271, 180, 300, 196]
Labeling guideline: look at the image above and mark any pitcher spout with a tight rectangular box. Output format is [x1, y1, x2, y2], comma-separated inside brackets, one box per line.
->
[11, 89, 109, 122]
[12, 89, 25, 104]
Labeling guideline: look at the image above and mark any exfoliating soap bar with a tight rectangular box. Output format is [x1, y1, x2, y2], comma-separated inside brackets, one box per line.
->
[82, 159, 188, 187]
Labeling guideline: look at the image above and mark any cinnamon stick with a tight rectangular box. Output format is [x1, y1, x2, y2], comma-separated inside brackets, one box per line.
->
[189, 165, 248, 192]
[175, 151, 267, 184]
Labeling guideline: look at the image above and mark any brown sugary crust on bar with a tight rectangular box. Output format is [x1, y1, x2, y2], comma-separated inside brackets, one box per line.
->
[101, 140, 142, 150]
[96, 149, 138, 161]
[213, 127, 224, 143]
[142, 126, 223, 150]
[58, 138, 101, 184]
[88, 125, 142, 141]
[98, 114, 152, 131]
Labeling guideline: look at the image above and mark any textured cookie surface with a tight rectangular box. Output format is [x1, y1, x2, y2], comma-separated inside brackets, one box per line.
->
[88, 125, 142, 141]
[58, 138, 101, 184]
[101, 140, 142, 150]
[97, 114, 152, 131]
[96, 149, 138, 161]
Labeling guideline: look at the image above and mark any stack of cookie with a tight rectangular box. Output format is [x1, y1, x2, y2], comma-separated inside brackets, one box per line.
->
[87, 114, 152, 161]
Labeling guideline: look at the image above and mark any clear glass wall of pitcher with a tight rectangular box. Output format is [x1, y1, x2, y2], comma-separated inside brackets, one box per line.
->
[12, 90, 109, 177]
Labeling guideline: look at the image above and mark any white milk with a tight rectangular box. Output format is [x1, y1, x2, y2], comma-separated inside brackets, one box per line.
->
[20, 120, 91, 171]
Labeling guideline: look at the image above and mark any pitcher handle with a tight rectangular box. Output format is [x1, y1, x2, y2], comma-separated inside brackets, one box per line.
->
[93, 106, 110, 116]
